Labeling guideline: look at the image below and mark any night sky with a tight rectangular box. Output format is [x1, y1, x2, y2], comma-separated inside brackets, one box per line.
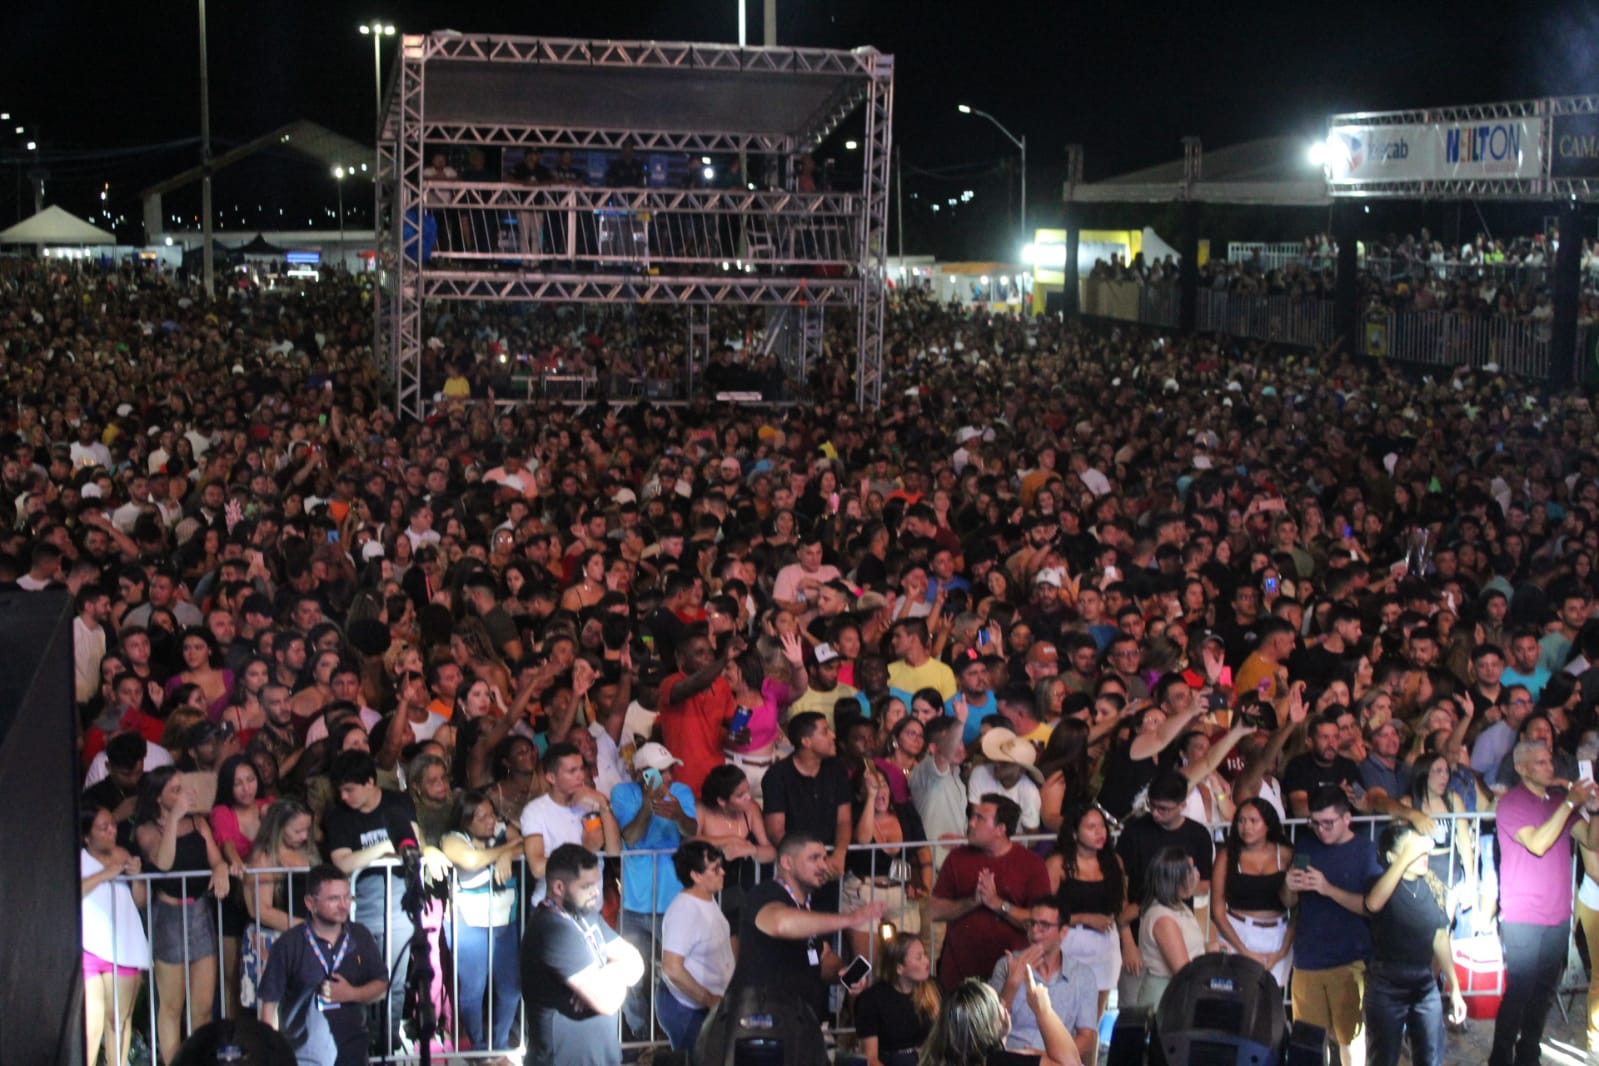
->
[5, 0, 1599, 256]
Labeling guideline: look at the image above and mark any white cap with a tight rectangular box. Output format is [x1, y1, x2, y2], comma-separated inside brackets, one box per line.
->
[633, 742, 683, 773]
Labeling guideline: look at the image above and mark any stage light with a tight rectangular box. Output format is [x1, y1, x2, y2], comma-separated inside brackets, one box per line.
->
[1306, 141, 1327, 167]
[703, 166, 715, 181]
[25, 141, 35, 151]
[844, 139, 858, 150]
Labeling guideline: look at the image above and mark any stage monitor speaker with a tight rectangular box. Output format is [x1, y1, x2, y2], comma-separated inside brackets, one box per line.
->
[0, 591, 82, 1066]
[1154, 953, 1292, 1066]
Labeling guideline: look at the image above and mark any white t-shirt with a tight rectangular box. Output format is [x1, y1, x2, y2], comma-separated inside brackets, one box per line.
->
[81, 849, 152, 969]
[519, 794, 587, 904]
[966, 763, 1042, 831]
[590, 722, 630, 797]
[83, 743, 175, 787]
[660, 891, 734, 1008]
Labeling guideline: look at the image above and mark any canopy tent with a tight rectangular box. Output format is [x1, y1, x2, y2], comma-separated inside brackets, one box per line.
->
[1070, 137, 1329, 207]
[0, 206, 116, 246]
[238, 233, 286, 256]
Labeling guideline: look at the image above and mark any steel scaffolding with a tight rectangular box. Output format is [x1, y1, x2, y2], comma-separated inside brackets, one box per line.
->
[374, 33, 893, 418]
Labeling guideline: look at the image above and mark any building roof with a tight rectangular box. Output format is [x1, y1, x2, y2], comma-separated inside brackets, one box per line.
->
[1071, 137, 1329, 207]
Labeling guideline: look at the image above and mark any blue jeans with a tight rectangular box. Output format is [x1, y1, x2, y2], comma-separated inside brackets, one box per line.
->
[1491, 920, 1570, 1066]
[1365, 961, 1444, 1066]
[655, 979, 708, 1056]
[619, 910, 662, 1040]
[448, 920, 520, 1050]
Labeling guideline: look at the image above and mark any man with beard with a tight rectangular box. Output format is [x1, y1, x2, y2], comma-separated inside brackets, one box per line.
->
[521, 843, 645, 1066]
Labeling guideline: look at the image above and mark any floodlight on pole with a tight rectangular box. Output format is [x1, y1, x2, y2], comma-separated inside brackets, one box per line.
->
[957, 103, 1028, 276]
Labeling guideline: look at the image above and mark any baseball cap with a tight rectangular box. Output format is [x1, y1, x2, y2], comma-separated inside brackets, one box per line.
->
[633, 742, 683, 773]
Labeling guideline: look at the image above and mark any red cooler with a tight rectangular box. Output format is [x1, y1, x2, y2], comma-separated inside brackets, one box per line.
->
[1452, 936, 1505, 1021]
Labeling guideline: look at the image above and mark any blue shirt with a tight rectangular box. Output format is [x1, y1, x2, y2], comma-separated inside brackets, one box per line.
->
[1502, 665, 1550, 702]
[943, 690, 998, 746]
[609, 780, 697, 914]
[989, 949, 1099, 1052]
[1292, 833, 1381, 970]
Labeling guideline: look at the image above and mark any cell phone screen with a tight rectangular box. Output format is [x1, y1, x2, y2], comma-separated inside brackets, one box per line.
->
[1292, 853, 1311, 870]
[838, 955, 872, 986]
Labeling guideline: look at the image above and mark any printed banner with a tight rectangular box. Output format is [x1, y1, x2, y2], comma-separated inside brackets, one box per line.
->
[1326, 118, 1543, 185]
[1551, 114, 1599, 179]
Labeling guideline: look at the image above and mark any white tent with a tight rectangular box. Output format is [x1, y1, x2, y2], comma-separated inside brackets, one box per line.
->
[0, 206, 116, 246]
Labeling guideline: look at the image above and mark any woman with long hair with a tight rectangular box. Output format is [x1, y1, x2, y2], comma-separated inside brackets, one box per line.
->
[81, 807, 149, 1066]
[210, 754, 269, 1015]
[845, 763, 929, 961]
[1133, 847, 1204, 1008]
[695, 764, 776, 941]
[239, 799, 319, 1010]
[450, 617, 513, 701]
[1363, 821, 1466, 1066]
[163, 627, 234, 722]
[877, 714, 926, 807]
[918, 976, 1079, 1066]
[134, 766, 229, 1062]
[441, 789, 524, 1055]
[1044, 804, 1124, 1017]
[1037, 720, 1092, 833]
[854, 934, 940, 1066]
[722, 636, 805, 800]
[1402, 752, 1476, 929]
[220, 655, 272, 746]
[1210, 798, 1294, 986]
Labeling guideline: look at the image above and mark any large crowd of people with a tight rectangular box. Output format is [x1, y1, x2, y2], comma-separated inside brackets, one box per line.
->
[1095, 228, 1599, 329]
[37, 257, 1599, 1066]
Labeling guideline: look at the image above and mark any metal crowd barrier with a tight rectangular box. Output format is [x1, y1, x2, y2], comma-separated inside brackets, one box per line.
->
[99, 808, 1530, 1064]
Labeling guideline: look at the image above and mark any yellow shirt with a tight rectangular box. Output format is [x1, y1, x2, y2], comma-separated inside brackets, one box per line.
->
[789, 683, 858, 725]
[888, 658, 958, 702]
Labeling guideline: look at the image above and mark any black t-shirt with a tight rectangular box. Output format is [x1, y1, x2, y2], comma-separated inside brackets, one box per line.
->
[1115, 814, 1215, 908]
[257, 921, 386, 1056]
[1097, 741, 1160, 821]
[521, 903, 623, 1066]
[728, 879, 826, 1019]
[1370, 873, 1448, 966]
[322, 790, 418, 875]
[854, 983, 930, 1056]
[762, 756, 852, 846]
[1288, 644, 1348, 689]
[1281, 753, 1363, 805]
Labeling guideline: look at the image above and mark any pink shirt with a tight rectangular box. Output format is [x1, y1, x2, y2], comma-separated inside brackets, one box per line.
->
[1496, 783, 1579, 925]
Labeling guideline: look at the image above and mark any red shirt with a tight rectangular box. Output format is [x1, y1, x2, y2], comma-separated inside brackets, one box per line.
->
[657, 673, 735, 796]
[931, 843, 1052, 991]
[119, 706, 167, 747]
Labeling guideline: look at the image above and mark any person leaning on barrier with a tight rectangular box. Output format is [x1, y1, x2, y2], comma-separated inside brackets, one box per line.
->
[520, 842, 645, 1066]
[657, 839, 736, 1056]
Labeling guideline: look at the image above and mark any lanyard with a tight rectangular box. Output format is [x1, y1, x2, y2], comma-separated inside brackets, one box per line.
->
[775, 879, 817, 958]
[304, 926, 349, 979]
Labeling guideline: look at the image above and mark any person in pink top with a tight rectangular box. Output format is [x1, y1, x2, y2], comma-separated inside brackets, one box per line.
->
[1490, 739, 1599, 1066]
[211, 754, 270, 1016]
[722, 636, 806, 800]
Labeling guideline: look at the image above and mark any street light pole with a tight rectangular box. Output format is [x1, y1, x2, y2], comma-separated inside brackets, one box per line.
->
[199, 0, 214, 297]
[334, 167, 346, 268]
[957, 104, 1027, 266]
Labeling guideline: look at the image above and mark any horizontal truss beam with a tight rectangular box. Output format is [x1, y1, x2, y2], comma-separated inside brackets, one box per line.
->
[419, 271, 863, 305]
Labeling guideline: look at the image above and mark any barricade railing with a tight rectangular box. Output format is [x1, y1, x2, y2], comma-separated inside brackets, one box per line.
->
[1194, 289, 1337, 348]
[1358, 307, 1572, 378]
[101, 810, 1521, 1064]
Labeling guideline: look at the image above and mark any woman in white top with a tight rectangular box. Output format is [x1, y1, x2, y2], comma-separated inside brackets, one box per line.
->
[81, 806, 150, 1066]
[1135, 846, 1206, 1008]
[658, 840, 736, 1054]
